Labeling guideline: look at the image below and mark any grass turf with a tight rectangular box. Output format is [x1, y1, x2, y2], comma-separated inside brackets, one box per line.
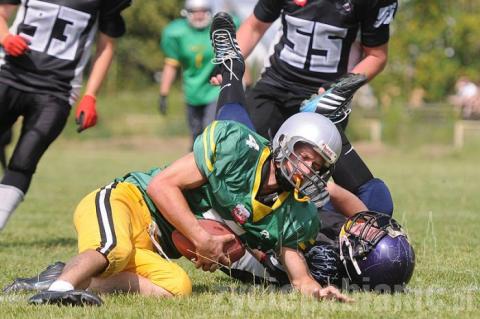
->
[0, 92, 479, 317]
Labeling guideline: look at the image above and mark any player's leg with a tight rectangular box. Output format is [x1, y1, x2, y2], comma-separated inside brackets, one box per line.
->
[50, 183, 135, 289]
[245, 81, 293, 139]
[331, 130, 394, 215]
[202, 100, 217, 130]
[187, 104, 204, 149]
[210, 12, 254, 130]
[106, 248, 192, 297]
[0, 129, 12, 172]
[0, 93, 70, 230]
[29, 183, 138, 306]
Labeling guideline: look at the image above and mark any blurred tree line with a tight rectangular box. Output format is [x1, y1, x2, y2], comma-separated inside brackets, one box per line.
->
[110, 1, 479, 104]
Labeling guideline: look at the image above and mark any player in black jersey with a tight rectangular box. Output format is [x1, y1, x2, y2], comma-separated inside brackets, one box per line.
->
[0, 0, 131, 231]
[213, 0, 398, 216]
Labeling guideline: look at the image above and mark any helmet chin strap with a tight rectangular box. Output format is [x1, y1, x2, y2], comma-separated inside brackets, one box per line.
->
[339, 235, 362, 279]
[293, 177, 310, 202]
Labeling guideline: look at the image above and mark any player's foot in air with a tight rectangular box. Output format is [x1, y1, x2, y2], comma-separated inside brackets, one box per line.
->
[210, 12, 244, 82]
[28, 290, 103, 306]
[3, 261, 65, 293]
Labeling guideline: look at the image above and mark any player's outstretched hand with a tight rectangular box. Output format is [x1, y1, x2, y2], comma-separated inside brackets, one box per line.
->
[75, 95, 97, 133]
[2, 34, 29, 57]
[194, 233, 236, 272]
[315, 285, 354, 303]
[299, 281, 353, 303]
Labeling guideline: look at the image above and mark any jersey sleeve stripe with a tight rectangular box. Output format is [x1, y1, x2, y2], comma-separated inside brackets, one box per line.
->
[202, 125, 213, 172]
[164, 58, 180, 67]
[202, 121, 218, 172]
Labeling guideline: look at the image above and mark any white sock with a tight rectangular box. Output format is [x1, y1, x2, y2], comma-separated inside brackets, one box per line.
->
[48, 280, 74, 292]
[0, 184, 24, 230]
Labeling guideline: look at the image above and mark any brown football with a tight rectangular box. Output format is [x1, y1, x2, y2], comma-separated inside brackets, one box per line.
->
[171, 219, 245, 264]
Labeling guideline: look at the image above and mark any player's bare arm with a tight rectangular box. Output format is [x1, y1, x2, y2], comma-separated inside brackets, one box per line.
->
[147, 152, 235, 271]
[75, 33, 116, 132]
[159, 61, 178, 97]
[351, 43, 389, 81]
[0, 4, 16, 39]
[158, 62, 178, 114]
[327, 182, 368, 218]
[280, 247, 353, 302]
[84, 33, 116, 97]
[237, 14, 272, 60]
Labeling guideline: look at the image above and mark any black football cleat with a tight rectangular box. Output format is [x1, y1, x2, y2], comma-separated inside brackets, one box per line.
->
[210, 12, 244, 81]
[28, 290, 103, 307]
[3, 261, 65, 293]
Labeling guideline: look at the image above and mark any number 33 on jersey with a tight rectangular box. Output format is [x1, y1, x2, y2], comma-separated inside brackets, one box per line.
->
[0, 0, 129, 102]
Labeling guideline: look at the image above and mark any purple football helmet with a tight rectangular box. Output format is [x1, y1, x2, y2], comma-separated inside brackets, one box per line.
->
[339, 211, 415, 292]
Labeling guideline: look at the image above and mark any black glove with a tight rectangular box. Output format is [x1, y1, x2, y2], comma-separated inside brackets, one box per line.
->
[158, 95, 167, 115]
[300, 73, 368, 124]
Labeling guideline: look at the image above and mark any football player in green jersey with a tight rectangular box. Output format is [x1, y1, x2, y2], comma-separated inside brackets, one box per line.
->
[160, 0, 240, 149]
[6, 12, 368, 306]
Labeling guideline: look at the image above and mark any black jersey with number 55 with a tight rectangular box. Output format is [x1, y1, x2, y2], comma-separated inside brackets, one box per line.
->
[254, 0, 397, 90]
[0, 0, 130, 104]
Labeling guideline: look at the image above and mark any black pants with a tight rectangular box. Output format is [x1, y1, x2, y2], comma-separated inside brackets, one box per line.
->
[0, 128, 12, 171]
[246, 80, 373, 193]
[0, 85, 70, 192]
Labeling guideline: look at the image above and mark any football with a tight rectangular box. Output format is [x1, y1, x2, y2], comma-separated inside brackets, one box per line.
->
[171, 219, 245, 264]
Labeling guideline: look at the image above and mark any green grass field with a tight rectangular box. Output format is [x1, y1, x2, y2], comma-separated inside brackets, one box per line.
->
[0, 90, 479, 318]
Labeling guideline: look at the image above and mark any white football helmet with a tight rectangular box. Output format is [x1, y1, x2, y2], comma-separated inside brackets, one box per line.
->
[182, 0, 213, 29]
[272, 113, 342, 197]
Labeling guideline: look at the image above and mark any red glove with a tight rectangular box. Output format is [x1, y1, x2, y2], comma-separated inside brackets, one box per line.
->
[2, 34, 29, 57]
[75, 95, 97, 133]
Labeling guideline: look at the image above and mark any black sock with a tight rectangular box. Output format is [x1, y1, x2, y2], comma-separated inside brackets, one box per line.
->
[217, 67, 246, 107]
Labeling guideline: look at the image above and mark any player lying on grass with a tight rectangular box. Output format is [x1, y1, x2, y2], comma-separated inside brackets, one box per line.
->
[2, 13, 368, 306]
[220, 210, 415, 293]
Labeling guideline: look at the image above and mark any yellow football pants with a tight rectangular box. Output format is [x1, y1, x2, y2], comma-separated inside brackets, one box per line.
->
[73, 181, 191, 296]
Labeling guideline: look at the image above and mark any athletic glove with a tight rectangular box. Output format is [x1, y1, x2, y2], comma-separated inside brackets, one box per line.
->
[300, 73, 368, 124]
[158, 95, 167, 115]
[75, 95, 97, 133]
[1, 34, 29, 57]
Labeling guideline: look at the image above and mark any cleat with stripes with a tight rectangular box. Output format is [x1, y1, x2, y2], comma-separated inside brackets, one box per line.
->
[210, 12, 244, 81]
[299, 73, 368, 124]
[28, 290, 103, 307]
[3, 262, 65, 293]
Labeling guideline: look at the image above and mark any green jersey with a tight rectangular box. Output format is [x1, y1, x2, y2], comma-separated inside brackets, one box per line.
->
[161, 19, 218, 106]
[115, 121, 319, 257]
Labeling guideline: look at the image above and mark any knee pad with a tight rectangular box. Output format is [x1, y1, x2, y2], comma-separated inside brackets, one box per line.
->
[356, 178, 394, 215]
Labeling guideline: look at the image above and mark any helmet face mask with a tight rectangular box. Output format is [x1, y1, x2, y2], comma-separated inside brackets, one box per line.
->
[182, 0, 213, 29]
[339, 211, 416, 292]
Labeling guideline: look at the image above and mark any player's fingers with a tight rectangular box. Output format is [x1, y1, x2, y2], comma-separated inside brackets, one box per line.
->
[220, 233, 236, 243]
[317, 87, 326, 94]
[210, 74, 222, 86]
[209, 263, 219, 272]
[218, 254, 231, 267]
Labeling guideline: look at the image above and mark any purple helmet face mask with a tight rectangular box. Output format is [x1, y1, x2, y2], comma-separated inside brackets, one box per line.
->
[339, 212, 415, 292]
